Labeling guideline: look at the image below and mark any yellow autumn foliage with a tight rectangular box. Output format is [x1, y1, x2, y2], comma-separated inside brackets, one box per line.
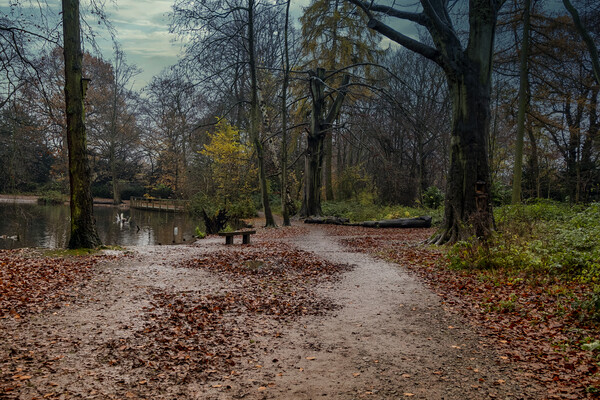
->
[201, 118, 257, 204]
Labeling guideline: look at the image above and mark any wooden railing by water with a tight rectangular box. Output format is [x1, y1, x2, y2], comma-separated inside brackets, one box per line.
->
[130, 197, 189, 212]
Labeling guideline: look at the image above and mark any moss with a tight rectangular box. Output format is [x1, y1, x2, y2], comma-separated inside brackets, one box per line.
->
[43, 248, 98, 257]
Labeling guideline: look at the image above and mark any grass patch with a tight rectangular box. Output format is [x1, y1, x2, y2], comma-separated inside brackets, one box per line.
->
[43, 248, 100, 257]
[36, 190, 66, 205]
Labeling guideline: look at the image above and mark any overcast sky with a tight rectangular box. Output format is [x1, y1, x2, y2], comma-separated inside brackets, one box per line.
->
[97, 0, 182, 89]
[98, 0, 311, 90]
[0, 0, 419, 90]
[2, 0, 568, 91]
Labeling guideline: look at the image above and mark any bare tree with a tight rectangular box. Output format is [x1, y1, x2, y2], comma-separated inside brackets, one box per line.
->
[511, 0, 531, 204]
[349, 0, 506, 243]
[563, 0, 600, 86]
[172, 0, 279, 227]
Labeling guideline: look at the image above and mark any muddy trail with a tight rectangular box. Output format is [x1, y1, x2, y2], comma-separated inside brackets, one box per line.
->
[1, 225, 543, 399]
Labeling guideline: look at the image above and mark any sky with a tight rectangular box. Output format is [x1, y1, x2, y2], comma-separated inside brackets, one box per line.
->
[95, 0, 182, 90]
[0, 0, 314, 90]
[3, 0, 569, 91]
[0, 0, 183, 90]
[97, 0, 312, 90]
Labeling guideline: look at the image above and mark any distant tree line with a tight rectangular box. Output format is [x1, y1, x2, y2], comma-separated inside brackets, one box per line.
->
[1, 0, 599, 240]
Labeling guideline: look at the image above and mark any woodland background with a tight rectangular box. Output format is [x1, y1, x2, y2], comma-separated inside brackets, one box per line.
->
[1, 0, 598, 215]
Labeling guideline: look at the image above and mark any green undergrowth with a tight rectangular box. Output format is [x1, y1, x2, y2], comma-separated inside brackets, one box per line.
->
[449, 200, 600, 281]
[448, 200, 600, 323]
[321, 201, 443, 225]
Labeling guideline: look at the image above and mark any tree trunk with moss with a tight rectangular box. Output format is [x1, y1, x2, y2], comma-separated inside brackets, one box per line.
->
[301, 68, 349, 217]
[62, 0, 101, 249]
[349, 0, 502, 243]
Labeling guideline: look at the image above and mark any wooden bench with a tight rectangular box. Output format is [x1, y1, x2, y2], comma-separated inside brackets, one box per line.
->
[218, 230, 256, 245]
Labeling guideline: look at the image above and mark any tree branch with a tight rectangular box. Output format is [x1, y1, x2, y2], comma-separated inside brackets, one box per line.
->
[325, 74, 351, 125]
[562, 0, 600, 86]
[367, 5, 428, 26]
[367, 18, 443, 66]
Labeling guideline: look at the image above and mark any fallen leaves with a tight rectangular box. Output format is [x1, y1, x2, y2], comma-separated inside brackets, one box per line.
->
[0, 249, 113, 318]
[97, 241, 351, 393]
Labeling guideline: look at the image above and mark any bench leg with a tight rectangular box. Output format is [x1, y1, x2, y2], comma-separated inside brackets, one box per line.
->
[242, 234, 250, 244]
[225, 236, 233, 245]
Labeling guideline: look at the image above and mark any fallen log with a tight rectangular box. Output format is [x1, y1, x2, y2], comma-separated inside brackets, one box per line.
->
[304, 215, 432, 228]
[304, 216, 350, 225]
[362, 216, 432, 229]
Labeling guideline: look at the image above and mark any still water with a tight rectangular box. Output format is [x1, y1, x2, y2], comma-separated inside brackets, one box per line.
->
[0, 202, 200, 249]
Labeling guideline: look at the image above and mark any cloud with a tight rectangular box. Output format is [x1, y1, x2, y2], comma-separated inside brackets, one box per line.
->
[98, 0, 182, 89]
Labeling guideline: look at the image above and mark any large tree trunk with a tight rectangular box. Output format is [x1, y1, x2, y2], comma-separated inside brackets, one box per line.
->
[280, 0, 291, 226]
[348, 0, 501, 244]
[432, 70, 493, 244]
[62, 0, 101, 249]
[303, 133, 325, 216]
[301, 68, 349, 217]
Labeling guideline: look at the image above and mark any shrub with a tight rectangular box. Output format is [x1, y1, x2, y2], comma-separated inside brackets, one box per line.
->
[335, 164, 371, 201]
[227, 198, 257, 220]
[91, 183, 111, 199]
[491, 180, 511, 206]
[150, 184, 174, 199]
[37, 190, 65, 205]
[449, 202, 600, 281]
[195, 226, 206, 239]
[422, 186, 444, 209]
[120, 184, 146, 200]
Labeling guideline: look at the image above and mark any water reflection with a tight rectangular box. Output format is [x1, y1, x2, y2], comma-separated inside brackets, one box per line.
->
[0, 203, 201, 249]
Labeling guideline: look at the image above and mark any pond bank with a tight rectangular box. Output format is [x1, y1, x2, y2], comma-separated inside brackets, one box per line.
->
[0, 195, 38, 204]
[0, 194, 131, 208]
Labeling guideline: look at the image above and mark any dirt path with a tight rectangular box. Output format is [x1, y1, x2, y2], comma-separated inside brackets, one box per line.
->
[1, 225, 544, 399]
[228, 225, 543, 399]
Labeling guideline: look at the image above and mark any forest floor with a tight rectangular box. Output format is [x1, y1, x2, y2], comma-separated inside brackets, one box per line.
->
[0, 221, 596, 399]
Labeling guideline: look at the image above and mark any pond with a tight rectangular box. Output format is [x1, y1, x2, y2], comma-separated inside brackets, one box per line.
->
[0, 202, 201, 249]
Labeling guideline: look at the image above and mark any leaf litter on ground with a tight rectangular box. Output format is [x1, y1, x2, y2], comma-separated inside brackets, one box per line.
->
[99, 240, 352, 394]
[328, 224, 600, 399]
